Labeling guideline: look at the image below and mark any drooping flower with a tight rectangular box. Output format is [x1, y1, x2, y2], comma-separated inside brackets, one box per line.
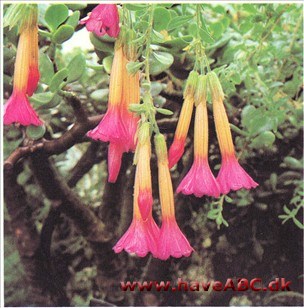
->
[155, 134, 194, 260]
[177, 75, 220, 198]
[87, 46, 127, 144]
[88, 40, 141, 182]
[168, 71, 198, 168]
[26, 12, 40, 96]
[134, 122, 153, 220]
[4, 5, 42, 126]
[113, 162, 160, 257]
[80, 4, 120, 38]
[208, 72, 258, 194]
[122, 63, 140, 152]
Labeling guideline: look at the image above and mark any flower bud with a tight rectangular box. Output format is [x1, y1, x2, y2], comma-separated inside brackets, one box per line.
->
[194, 75, 207, 106]
[154, 133, 168, 164]
[138, 122, 150, 145]
[207, 71, 224, 101]
[184, 71, 199, 98]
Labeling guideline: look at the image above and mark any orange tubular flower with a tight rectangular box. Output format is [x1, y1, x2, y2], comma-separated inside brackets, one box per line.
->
[155, 134, 194, 260]
[122, 49, 140, 152]
[4, 5, 42, 126]
[134, 123, 153, 221]
[26, 13, 40, 96]
[87, 45, 128, 182]
[177, 75, 220, 197]
[88, 46, 126, 143]
[88, 41, 140, 183]
[168, 71, 199, 168]
[113, 157, 160, 257]
[208, 72, 258, 194]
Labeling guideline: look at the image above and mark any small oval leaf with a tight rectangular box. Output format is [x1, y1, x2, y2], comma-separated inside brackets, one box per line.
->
[67, 54, 86, 82]
[49, 68, 68, 92]
[52, 25, 74, 44]
[45, 4, 69, 32]
[26, 125, 46, 140]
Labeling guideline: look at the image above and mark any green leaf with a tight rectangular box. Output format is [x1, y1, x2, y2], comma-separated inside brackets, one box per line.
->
[66, 11, 80, 29]
[45, 4, 69, 32]
[239, 21, 254, 33]
[230, 72, 242, 85]
[149, 51, 174, 75]
[241, 105, 257, 128]
[52, 25, 74, 44]
[49, 68, 68, 92]
[31, 93, 62, 109]
[66, 4, 87, 11]
[26, 125, 46, 140]
[251, 131, 276, 149]
[3, 47, 16, 61]
[283, 157, 303, 170]
[153, 7, 171, 31]
[102, 56, 113, 74]
[30, 92, 54, 105]
[67, 54, 86, 82]
[42, 94, 62, 109]
[90, 89, 109, 102]
[126, 61, 143, 75]
[209, 22, 224, 38]
[283, 205, 291, 214]
[150, 82, 166, 96]
[224, 196, 233, 203]
[199, 27, 214, 44]
[125, 4, 148, 11]
[129, 104, 145, 113]
[39, 51, 54, 84]
[242, 4, 258, 14]
[156, 108, 173, 116]
[161, 35, 192, 49]
[292, 217, 304, 229]
[167, 15, 193, 31]
[90, 33, 114, 53]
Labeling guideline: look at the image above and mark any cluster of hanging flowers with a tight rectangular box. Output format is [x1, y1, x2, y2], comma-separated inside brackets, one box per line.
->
[170, 71, 258, 197]
[4, 4, 42, 126]
[3, 4, 259, 261]
[81, 5, 193, 259]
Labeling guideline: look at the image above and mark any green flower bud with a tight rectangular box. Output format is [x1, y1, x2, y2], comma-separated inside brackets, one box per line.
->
[207, 71, 224, 101]
[154, 133, 168, 163]
[194, 75, 207, 106]
[184, 71, 199, 98]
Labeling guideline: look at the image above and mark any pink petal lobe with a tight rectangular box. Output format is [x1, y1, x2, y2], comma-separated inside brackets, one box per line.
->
[177, 158, 220, 198]
[157, 217, 193, 260]
[80, 4, 120, 38]
[113, 216, 160, 257]
[4, 91, 42, 126]
[217, 155, 258, 194]
[87, 107, 127, 147]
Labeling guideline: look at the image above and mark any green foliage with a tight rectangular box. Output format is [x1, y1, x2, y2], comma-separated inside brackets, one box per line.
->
[279, 180, 304, 229]
[45, 4, 69, 32]
[26, 125, 46, 140]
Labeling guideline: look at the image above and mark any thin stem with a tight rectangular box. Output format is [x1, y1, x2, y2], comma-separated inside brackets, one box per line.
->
[144, 4, 155, 83]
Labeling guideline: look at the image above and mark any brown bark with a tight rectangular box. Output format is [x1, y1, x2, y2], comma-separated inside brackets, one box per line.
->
[4, 167, 54, 306]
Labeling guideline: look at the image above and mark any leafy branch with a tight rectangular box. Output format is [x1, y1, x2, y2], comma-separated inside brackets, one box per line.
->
[279, 180, 304, 229]
[207, 195, 230, 229]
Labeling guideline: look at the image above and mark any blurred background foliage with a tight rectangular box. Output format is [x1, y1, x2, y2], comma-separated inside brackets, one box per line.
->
[3, 3, 303, 307]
